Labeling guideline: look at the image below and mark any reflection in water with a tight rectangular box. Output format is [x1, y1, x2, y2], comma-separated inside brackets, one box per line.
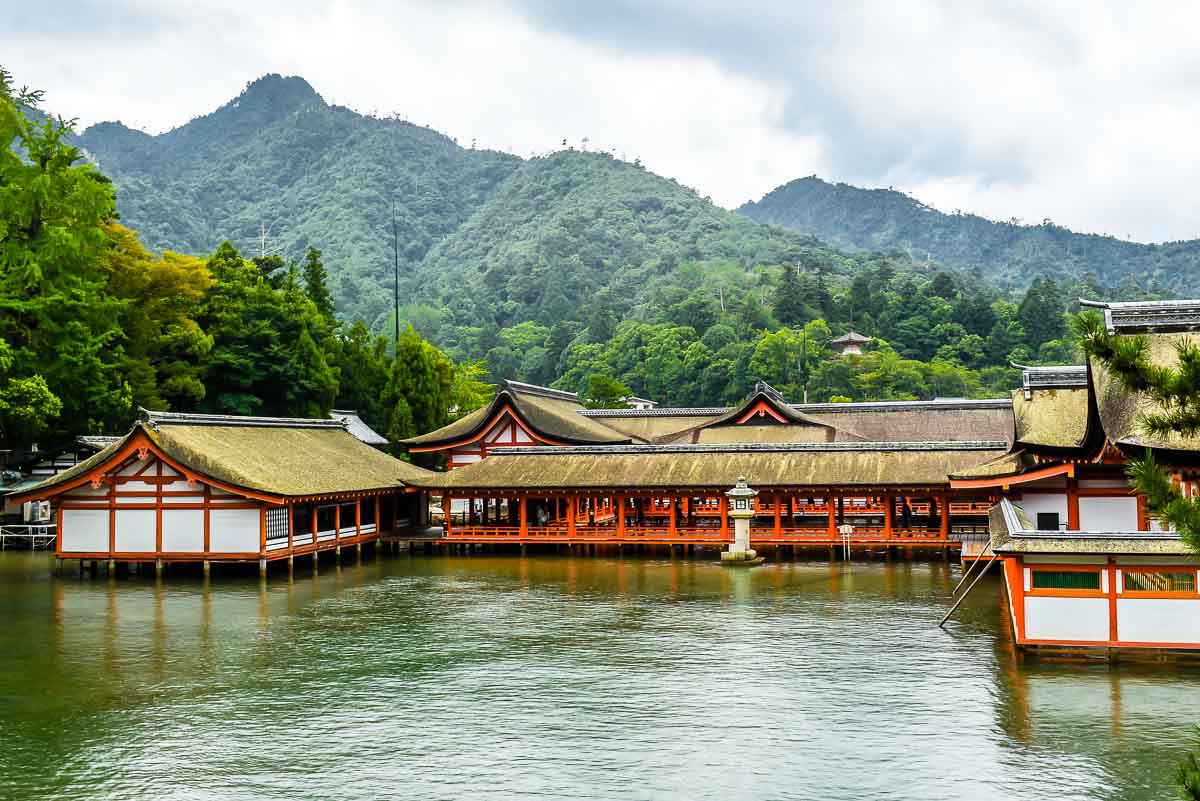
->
[0, 551, 1199, 801]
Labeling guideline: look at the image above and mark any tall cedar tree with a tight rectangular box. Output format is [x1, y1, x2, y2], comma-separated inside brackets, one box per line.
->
[773, 264, 809, 326]
[302, 247, 335, 319]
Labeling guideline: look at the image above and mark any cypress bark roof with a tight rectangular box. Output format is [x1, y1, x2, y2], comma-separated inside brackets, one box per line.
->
[1090, 332, 1200, 454]
[18, 412, 433, 501]
[401, 382, 631, 448]
[1011, 388, 1090, 450]
[406, 442, 1007, 491]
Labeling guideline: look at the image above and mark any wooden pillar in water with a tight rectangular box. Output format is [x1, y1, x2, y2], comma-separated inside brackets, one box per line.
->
[883, 493, 894, 539]
[773, 492, 782, 538]
[826, 494, 837, 537]
[567, 496, 576, 539]
[939, 493, 951, 540]
[519, 496, 528, 538]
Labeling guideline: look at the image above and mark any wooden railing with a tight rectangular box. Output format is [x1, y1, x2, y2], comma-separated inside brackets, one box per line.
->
[442, 523, 959, 544]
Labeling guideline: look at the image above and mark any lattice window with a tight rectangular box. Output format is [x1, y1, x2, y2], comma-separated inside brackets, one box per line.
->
[266, 508, 289, 542]
[1124, 571, 1196, 593]
[1031, 570, 1100, 591]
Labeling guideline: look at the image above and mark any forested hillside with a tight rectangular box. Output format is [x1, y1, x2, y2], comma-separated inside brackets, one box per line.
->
[75, 75, 521, 330]
[739, 176, 1200, 295]
[19, 71, 1153, 417]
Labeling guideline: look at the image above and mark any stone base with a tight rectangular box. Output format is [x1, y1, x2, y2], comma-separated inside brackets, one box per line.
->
[721, 548, 761, 565]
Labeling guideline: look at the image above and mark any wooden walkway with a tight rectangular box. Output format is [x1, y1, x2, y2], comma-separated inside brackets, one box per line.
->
[0, 524, 56, 550]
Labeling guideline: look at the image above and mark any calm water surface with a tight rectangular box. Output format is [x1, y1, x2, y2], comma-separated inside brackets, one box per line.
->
[1, 551, 1198, 801]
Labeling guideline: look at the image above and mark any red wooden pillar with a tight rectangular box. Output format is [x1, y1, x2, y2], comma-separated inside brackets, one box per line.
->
[617, 494, 626, 536]
[518, 496, 528, 537]
[667, 495, 677, 537]
[883, 494, 894, 539]
[1107, 557, 1119, 643]
[718, 494, 728, 538]
[444, 494, 453, 536]
[827, 494, 837, 537]
[567, 496, 576, 538]
[355, 499, 362, 537]
[939, 494, 951, 539]
[288, 505, 294, 550]
[334, 504, 341, 543]
[374, 496, 381, 534]
[1066, 478, 1080, 531]
[259, 506, 267, 555]
[773, 492, 782, 537]
[311, 506, 318, 542]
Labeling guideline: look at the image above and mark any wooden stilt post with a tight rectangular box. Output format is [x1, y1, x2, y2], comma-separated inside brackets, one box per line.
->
[939, 493, 951, 540]
[519, 496, 528, 538]
[883, 493, 894, 539]
[827, 494, 837, 537]
[259, 558, 267, 578]
[567, 496, 576, 539]
[773, 492, 782, 538]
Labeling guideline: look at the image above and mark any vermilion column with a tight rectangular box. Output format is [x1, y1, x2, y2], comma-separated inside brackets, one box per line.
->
[773, 492, 782, 537]
[827, 494, 837, 537]
[883, 494, 894, 539]
[939, 494, 951, 539]
[719, 495, 728, 538]
[518, 496, 527, 537]
[567, 496, 576, 538]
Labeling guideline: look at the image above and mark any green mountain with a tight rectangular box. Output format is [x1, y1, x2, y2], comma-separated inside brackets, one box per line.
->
[75, 74, 521, 329]
[71, 74, 852, 341]
[738, 176, 1200, 295]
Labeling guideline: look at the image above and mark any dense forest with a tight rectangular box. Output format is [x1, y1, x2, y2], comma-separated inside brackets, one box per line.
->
[0, 70, 490, 450]
[740, 176, 1200, 296]
[2, 70, 1177, 450]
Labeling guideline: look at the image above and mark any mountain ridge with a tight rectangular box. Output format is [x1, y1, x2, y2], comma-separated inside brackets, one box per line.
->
[738, 176, 1200, 295]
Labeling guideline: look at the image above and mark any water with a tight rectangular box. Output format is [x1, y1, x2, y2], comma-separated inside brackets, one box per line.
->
[0, 552, 1197, 801]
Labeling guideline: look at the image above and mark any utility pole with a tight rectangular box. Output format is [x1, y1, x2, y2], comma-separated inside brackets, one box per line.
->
[391, 199, 400, 358]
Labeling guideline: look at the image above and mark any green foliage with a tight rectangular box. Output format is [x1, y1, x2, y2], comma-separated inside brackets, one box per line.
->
[582, 374, 633, 409]
[302, 247, 335, 319]
[382, 326, 455, 443]
[0, 67, 130, 439]
[1179, 726, 1200, 801]
[742, 176, 1200, 296]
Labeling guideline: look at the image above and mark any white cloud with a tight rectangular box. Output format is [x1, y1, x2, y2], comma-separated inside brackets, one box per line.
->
[5, 0, 1199, 241]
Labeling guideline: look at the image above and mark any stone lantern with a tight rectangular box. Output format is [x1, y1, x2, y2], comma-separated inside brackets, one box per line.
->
[721, 476, 760, 564]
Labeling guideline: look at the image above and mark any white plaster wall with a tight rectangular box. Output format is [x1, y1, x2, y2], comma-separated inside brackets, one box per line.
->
[1024, 596, 1109, 641]
[1117, 599, 1200, 644]
[1079, 497, 1139, 531]
[451, 451, 481, 464]
[1016, 495, 1068, 530]
[209, 508, 259, 553]
[60, 509, 109, 552]
[161, 509, 204, 552]
[114, 509, 156, 552]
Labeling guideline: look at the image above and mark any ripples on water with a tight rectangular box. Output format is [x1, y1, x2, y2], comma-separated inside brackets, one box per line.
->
[0, 552, 1198, 801]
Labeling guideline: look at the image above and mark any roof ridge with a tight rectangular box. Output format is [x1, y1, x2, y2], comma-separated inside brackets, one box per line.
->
[487, 440, 1008, 456]
[140, 408, 345, 430]
[501, 379, 580, 402]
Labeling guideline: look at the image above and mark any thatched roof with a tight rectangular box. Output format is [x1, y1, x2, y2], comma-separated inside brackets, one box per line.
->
[800, 399, 1014, 444]
[1090, 331, 1200, 454]
[1012, 387, 1090, 450]
[655, 384, 845, 444]
[18, 411, 433, 501]
[948, 449, 1039, 480]
[578, 398, 1015, 445]
[407, 441, 1008, 492]
[402, 381, 630, 448]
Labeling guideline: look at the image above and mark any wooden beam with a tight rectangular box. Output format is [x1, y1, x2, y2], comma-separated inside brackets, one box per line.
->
[1066, 478, 1080, 530]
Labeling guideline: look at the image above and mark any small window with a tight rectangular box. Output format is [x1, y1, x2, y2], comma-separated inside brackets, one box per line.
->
[1036, 512, 1061, 531]
[1031, 570, 1101, 591]
[1123, 571, 1196, 593]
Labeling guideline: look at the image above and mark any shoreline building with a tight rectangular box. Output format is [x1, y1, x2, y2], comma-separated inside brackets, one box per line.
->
[949, 300, 1200, 658]
[403, 379, 1012, 550]
[10, 410, 432, 574]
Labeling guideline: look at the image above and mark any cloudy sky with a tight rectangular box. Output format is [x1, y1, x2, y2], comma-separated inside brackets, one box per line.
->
[7, 1, 1198, 242]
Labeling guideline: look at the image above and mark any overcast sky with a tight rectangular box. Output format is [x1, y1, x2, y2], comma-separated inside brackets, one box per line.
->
[7, 1, 1199, 242]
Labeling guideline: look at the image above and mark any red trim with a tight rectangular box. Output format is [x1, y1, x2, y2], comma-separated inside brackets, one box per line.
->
[734, 399, 789, 425]
[950, 462, 1075, 490]
[408, 403, 568, 453]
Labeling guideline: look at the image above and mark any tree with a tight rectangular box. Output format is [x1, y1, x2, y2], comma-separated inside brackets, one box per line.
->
[382, 325, 455, 443]
[1077, 311, 1200, 555]
[0, 339, 61, 446]
[0, 67, 129, 441]
[581, 373, 632, 409]
[773, 265, 810, 326]
[301, 247, 335, 319]
[1018, 277, 1066, 350]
